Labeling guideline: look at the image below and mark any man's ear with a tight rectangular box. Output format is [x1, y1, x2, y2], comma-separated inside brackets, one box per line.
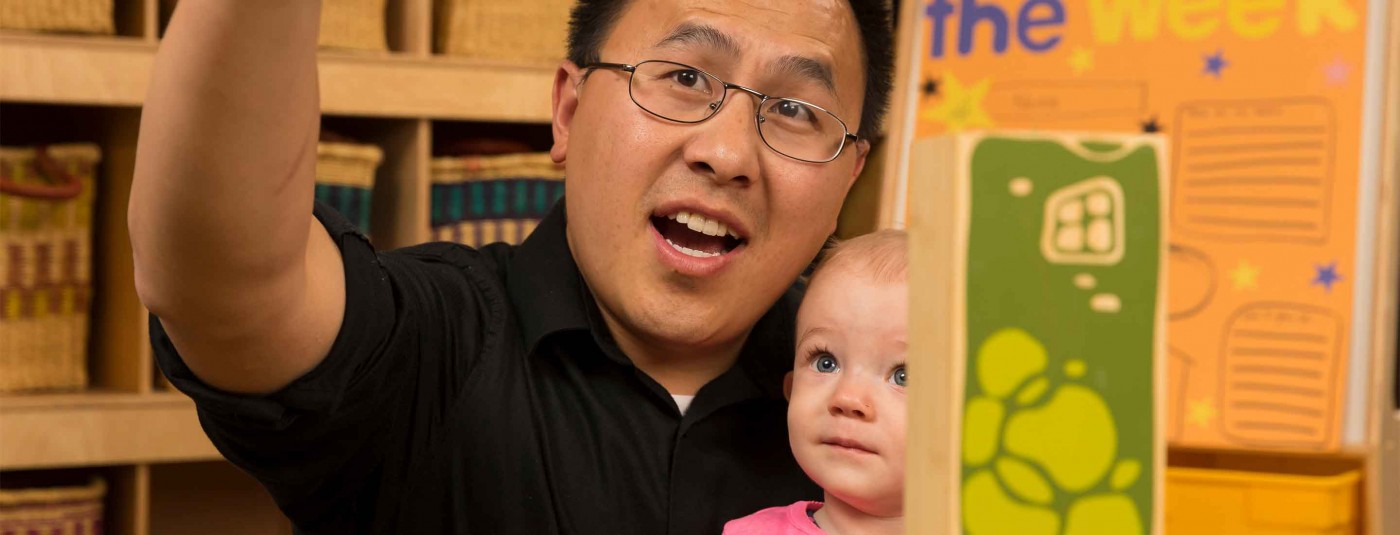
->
[846, 139, 872, 192]
[550, 61, 584, 164]
[783, 371, 794, 401]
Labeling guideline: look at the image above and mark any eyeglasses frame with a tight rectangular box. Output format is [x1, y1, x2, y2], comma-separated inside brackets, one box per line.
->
[581, 60, 861, 164]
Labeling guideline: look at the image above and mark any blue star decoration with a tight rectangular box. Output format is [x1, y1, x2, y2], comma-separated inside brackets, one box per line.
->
[1312, 262, 1344, 292]
[1203, 49, 1228, 78]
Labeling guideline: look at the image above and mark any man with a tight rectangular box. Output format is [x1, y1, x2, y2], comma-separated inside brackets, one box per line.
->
[129, 0, 893, 532]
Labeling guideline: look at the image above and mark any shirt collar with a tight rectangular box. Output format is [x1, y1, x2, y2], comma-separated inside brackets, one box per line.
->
[506, 200, 592, 352]
[730, 283, 803, 400]
[506, 199, 802, 400]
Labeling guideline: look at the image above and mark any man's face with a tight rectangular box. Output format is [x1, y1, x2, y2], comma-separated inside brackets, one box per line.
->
[550, 0, 869, 353]
[787, 268, 906, 515]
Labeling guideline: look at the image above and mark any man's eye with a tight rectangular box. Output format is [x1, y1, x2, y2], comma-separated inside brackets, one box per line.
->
[812, 354, 839, 373]
[773, 100, 813, 121]
[889, 367, 907, 387]
[668, 69, 708, 90]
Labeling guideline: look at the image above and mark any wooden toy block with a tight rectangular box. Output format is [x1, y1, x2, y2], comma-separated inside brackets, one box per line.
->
[905, 131, 1167, 535]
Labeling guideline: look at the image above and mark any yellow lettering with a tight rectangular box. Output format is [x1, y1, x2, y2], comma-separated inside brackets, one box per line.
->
[1297, 0, 1359, 35]
[1228, 0, 1284, 39]
[1089, 0, 1165, 43]
[1167, 0, 1222, 41]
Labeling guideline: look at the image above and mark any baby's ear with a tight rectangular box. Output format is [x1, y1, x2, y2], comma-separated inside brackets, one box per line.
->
[783, 372, 794, 401]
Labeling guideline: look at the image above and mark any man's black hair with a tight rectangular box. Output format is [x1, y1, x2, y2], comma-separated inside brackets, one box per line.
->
[566, 0, 895, 141]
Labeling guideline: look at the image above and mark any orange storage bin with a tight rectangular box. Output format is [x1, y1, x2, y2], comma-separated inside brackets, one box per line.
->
[1167, 463, 1360, 535]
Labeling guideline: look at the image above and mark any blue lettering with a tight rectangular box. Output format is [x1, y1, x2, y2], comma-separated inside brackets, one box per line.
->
[1018, 0, 1065, 51]
[959, 0, 1010, 55]
[925, 0, 1066, 57]
[926, 0, 956, 58]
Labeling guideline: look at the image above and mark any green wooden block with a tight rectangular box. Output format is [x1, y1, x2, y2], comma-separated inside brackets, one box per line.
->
[907, 132, 1166, 535]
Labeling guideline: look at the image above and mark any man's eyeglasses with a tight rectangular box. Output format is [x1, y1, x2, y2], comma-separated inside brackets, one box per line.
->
[582, 60, 860, 164]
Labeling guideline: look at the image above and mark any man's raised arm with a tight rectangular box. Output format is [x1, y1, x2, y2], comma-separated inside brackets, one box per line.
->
[129, 0, 346, 394]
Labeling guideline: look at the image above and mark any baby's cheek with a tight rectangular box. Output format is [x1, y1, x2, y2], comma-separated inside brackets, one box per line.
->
[884, 399, 910, 459]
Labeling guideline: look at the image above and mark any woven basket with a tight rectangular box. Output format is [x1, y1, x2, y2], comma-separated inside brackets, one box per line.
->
[0, 144, 100, 393]
[0, 477, 105, 534]
[0, 0, 115, 35]
[430, 152, 564, 247]
[316, 141, 383, 236]
[319, 0, 388, 51]
[434, 0, 572, 62]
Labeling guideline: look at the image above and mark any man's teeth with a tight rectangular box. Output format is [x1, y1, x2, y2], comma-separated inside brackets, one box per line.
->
[665, 238, 721, 258]
[666, 211, 741, 239]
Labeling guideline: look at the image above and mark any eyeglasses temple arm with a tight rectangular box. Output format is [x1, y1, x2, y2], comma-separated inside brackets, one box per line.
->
[582, 62, 636, 73]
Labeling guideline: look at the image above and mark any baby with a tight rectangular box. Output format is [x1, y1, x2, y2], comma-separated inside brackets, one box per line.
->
[725, 230, 908, 535]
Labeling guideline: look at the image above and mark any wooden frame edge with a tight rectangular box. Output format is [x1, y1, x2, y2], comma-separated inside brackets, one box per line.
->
[876, 0, 923, 230]
[905, 135, 966, 535]
[1366, 2, 1400, 534]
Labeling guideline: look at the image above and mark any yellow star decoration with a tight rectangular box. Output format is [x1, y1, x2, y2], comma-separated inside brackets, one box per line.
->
[920, 73, 994, 131]
[1230, 260, 1260, 290]
[1068, 46, 1095, 75]
[1187, 398, 1218, 430]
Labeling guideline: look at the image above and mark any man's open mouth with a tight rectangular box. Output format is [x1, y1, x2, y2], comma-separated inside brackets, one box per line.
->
[650, 211, 747, 258]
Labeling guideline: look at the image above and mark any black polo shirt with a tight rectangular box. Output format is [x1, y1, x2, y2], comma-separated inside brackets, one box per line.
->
[152, 200, 819, 534]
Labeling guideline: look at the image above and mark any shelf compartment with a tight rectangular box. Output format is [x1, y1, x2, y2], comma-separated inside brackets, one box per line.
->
[0, 0, 151, 39]
[321, 116, 431, 249]
[159, 0, 426, 56]
[1, 103, 151, 394]
[148, 461, 290, 535]
[0, 464, 147, 535]
[115, 0, 158, 41]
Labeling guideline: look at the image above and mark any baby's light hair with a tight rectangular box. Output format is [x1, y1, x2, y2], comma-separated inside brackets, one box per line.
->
[811, 229, 908, 284]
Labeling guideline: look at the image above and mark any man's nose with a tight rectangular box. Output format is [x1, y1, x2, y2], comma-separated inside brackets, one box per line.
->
[681, 91, 763, 187]
[828, 377, 875, 420]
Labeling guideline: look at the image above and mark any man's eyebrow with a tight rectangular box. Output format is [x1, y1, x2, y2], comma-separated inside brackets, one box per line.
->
[655, 22, 742, 57]
[654, 22, 836, 97]
[772, 55, 836, 95]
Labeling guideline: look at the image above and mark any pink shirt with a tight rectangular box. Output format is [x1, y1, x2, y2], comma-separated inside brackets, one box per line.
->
[722, 501, 826, 534]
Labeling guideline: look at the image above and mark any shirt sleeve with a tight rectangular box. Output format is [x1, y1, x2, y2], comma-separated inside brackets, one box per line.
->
[150, 201, 504, 532]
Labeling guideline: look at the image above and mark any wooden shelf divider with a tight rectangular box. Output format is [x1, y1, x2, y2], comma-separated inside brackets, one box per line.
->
[109, 464, 152, 535]
[0, 32, 556, 122]
[0, 392, 219, 471]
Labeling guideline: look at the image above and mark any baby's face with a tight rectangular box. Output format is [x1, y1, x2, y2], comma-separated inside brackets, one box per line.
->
[787, 267, 907, 517]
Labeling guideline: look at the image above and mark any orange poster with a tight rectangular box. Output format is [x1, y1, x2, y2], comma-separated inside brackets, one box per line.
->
[902, 0, 1377, 451]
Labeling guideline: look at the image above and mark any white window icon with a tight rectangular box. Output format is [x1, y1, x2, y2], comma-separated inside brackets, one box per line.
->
[1040, 176, 1126, 266]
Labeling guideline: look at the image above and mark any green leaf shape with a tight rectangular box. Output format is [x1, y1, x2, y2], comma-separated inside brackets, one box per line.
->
[995, 457, 1055, 505]
[976, 328, 1048, 399]
[1064, 493, 1144, 535]
[1015, 377, 1050, 406]
[963, 470, 1061, 535]
[963, 396, 1004, 467]
[1110, 459, 1142, 490]
[1004, 384, 1117, 493]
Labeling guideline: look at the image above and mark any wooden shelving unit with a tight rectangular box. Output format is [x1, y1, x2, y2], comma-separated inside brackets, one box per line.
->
[0, 0, 557, 533]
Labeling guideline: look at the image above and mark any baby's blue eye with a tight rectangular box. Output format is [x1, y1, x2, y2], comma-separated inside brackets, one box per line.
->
[812, 354, 839, 373]
[889, 366, 907, 387]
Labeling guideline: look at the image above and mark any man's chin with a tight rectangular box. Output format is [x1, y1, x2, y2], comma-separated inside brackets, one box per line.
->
[637, 315, 747, 351]
[624, 300, 759, 353]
